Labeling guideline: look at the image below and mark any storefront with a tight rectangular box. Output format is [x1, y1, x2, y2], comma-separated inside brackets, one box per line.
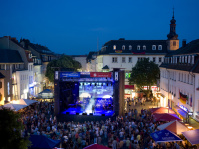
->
[173, 105, 188, 122]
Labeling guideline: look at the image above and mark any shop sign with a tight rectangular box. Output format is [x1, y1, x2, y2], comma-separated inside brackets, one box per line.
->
[180, 105, 188, 113]
[90, 72, 112, 78]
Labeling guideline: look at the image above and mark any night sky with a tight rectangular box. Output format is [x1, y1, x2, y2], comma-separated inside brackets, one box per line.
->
[0, 0, 198, 55]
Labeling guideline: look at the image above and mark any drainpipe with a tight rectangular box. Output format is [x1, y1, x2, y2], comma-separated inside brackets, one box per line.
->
[166, 68, 170, 113]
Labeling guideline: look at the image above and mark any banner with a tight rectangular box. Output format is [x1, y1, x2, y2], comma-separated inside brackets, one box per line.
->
[90, 72, 112, 78]
[60, 72, 80, 78]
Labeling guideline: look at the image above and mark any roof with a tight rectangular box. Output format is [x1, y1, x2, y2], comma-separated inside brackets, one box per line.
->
[99, 39, 168, 55]
[0, 72, 5, 78]
[102, 65, 109, 69]
[0, 49, 23, 63]
[86, 51, 97, 62]
[160, 39, 199, 73]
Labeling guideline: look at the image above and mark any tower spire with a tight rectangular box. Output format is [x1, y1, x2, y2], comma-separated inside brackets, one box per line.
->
[172, 7, 174, 19]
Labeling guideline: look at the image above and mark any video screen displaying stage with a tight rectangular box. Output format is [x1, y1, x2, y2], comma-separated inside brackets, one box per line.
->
[62, 82, 114, 116]
[79, 82, 113, 99]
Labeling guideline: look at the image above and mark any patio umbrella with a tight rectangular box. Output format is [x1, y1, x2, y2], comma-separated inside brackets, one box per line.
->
[1, 103, 27, 111]
[84, 144, 111, 149]
[182, 129, 199, 145]
[150, 129, 182, 143]
[29, 135, 60, 149]
[150, 107, 176, 114]
[157, 120, 188, 134]
[153, 113, 181, 122]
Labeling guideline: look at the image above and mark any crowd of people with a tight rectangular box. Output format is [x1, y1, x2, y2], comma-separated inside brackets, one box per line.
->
[19, 101, 191, 149]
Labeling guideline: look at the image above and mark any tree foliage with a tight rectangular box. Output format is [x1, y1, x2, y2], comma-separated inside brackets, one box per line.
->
[129, 58, 160, 92]
[45, 55, 82, 82]
[0, 108, 31, 149]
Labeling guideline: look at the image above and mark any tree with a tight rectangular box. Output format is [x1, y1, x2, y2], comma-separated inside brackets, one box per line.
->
[45, 55, 82, 82]
[129, 58, 160, 98]
[0, 108, 31, 149]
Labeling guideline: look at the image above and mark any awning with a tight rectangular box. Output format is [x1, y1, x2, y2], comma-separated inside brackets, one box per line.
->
[174, 106, 188, 119]
[125, 85, 134, 89]
[182, 129, 199, 145]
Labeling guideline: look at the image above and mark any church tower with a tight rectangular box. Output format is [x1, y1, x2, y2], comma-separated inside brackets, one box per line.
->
[167, 9, 179, 51]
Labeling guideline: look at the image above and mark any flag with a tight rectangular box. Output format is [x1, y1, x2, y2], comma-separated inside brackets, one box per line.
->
[179, 90, 187, 105]
[190, 96, 192, 107]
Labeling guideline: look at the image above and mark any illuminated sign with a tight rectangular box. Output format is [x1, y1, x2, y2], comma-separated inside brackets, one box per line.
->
[180, 105, 188, 113]
[90, 72, 112, 78]
[60, 72, 80, 78]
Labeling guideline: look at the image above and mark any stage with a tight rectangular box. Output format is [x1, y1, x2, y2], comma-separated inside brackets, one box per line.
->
[62, 107, 114, 116]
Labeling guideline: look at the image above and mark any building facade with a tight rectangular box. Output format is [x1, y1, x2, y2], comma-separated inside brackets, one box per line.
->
[160, 39, 199, 122]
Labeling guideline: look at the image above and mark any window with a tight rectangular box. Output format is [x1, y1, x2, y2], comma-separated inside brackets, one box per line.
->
[122, 57, 126, 63]
[158, 45, 162, 50]
[122, 45, 125, 50]
[113, 45, 116, 50]
[179, 57, 181, 63]
[152, 45, 156, 50]
[143, 45, 146, 50]
[192, 55, 194, 64]
[188, 56, 191, 63]
[153, 57, 156, 63]
[137, 45, 140, 50]
[112, 57, 118, 63]
[185, 56, 187, 63]
[173, 41, 176, 46]
[159, 57, 162, 63]
[129, 45, 132, 50]
[128, 57, 132, 63]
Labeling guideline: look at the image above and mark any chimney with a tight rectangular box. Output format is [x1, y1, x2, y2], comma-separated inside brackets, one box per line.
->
[182, 39, 186, 47]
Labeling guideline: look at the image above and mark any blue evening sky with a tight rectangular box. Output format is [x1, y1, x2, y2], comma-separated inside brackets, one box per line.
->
[0, 0, 198, 55]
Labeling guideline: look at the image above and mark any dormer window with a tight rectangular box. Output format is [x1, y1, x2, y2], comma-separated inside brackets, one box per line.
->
[143, 45, 146, 50]
[129, 45, 132, 50]
[158, 45, 162, 50]
[137, 45, 140, 50]
[122, 45, 125, 50]
[152, 45, 156, 50]
[182, 56, 184, 63]
[113, 45, 116, 50]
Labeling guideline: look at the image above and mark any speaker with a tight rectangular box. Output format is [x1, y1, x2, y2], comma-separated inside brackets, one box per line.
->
[66, 112, 70, 115]
[89, 113, 93, 115]
[101, 114, 105, 116]
[82, 113, 87, 115]
[76, 112, 79, 115]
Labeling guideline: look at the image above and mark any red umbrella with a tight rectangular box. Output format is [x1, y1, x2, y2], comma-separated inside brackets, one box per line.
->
[83, 144, 110, 149]
[150, 107, 176, 114]
[153, 113, 181, 121]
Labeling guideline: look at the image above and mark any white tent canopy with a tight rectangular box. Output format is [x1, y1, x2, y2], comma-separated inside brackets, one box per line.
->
[1, 103, 27, 111]
[15, 99, 38, 106]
